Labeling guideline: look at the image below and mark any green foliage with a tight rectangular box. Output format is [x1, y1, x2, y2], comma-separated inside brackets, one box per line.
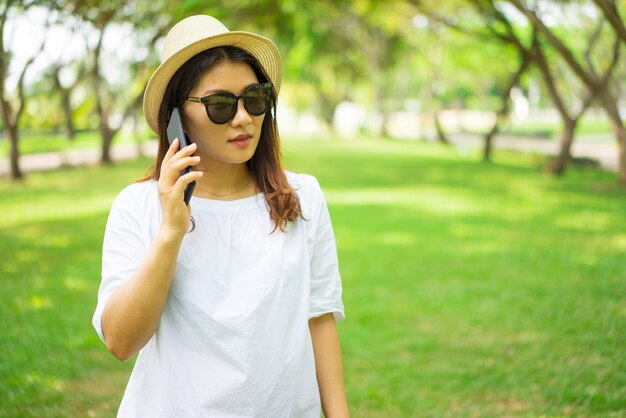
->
[0, 139, 625, 416]
[5, 0, 624, 143]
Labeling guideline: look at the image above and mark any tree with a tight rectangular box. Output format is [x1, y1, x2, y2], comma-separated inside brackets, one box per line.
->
[50, 62, 86, 140]
[509, 0, 626, 185]
[532, 27, 619, 174]
[0, 0, 49, 180]
[420, 0, 622, 173]
[482, 49, 532, 161]
[415, 1, 531, 158]
[62, 0, 172, 163]
[474, 0, 620, 173]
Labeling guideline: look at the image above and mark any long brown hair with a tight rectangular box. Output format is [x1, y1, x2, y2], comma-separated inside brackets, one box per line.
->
[140, 46, 301, 232]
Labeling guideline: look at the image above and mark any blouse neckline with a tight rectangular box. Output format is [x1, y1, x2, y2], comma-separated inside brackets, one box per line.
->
[189, 192, 265, 211]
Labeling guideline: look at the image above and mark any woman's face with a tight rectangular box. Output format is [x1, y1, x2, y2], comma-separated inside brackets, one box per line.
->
[181, 60, 266, 168]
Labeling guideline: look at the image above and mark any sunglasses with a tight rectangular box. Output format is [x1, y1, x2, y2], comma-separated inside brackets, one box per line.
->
[186, 82, 274, 124]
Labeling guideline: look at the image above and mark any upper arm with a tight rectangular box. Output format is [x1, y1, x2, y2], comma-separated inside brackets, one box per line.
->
[92, 187, 149, 343]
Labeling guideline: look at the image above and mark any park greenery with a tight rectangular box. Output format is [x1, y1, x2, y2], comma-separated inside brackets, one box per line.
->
[1, 1, 626, 416]
[1, 1, 625, 181]
[0, 0, 626, 418]
[1, 139, 625, 416]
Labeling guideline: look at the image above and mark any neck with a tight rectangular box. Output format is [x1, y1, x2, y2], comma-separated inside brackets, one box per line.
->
[192, 161, 255, 200]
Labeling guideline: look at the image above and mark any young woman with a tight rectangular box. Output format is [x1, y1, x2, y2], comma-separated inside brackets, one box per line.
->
[92, 15, 349, 418]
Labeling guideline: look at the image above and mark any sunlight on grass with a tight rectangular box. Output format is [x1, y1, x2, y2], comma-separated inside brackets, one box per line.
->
[377, 231, 416, 246]
[610, 234, 626, 251]
[15, 249, 37, 263]
[64, 277, 88, 291]
[554, 211, 616, 232]
[325, 186, 483, 214]
[1, 195, 117, 228]
[14, 295, 54, 311]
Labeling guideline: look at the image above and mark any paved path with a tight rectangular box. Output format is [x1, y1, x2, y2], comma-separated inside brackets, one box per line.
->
[0, 141, 158, 177]
[0, 134, 619, 177]
[447, 132, 618, 171]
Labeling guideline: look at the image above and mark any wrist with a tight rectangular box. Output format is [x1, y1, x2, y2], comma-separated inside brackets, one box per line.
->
[157, 224, 187, 245]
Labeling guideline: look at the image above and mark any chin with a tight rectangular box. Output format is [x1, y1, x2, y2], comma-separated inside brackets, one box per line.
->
[226, 150, 257, 165]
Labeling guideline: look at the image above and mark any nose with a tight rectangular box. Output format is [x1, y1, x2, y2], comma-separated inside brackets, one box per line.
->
[230, 97, 252, 126]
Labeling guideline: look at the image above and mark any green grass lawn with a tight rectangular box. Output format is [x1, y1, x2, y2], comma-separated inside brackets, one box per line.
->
[0, 139, 625, 417]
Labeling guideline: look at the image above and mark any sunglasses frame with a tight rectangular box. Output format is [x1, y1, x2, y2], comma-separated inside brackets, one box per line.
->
[186, 82, 274, 125]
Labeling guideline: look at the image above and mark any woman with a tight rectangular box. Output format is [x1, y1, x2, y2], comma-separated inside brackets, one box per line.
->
[92, 15, 349, 418]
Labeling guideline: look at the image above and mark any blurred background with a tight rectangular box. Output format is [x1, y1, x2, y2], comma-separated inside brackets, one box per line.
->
[1, 0, 625, 178]
[1, 1, 625, 417]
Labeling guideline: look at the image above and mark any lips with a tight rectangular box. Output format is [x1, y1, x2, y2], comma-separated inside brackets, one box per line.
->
[228, 133, 252, 148]
[229, 133, 252, 143]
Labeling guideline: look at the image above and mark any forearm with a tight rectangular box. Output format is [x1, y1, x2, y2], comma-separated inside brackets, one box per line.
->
[309, 313, 350, 418]
[101, 227, 184, 361]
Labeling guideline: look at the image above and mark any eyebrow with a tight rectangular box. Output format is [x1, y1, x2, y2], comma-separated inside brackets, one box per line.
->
[199, 82, 260, 97]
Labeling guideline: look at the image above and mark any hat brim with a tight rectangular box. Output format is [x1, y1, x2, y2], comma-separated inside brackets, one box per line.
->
[143, 31, 282, 134]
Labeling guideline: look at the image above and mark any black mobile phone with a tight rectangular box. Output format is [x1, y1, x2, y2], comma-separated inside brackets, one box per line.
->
[166, 107, 196, 205]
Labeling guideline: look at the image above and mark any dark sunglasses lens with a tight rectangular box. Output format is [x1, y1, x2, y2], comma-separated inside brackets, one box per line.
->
[243, 85, 272, 115]
[205, 94, 237, 124]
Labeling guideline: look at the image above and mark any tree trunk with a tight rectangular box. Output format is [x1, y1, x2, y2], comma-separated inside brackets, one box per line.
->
[52, 68, 76, 140]
[483, 121, 497, 162]
[594, 99, 626, 186]
[434, 111, 449, 144]
[61, 92, 75, 140]
[321, 106, 335, 134]
[483, 51, 531, 162]
[100, 124, 114, 165]
[381, 112, 392, 138]
[596, 89, 626, 185]
[7, 123, 23, 180]
[619, 137, 626, 186]
[550, 118, 576, 175]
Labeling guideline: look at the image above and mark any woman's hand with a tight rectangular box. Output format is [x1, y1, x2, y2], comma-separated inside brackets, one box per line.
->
[157, 138, 203, 236]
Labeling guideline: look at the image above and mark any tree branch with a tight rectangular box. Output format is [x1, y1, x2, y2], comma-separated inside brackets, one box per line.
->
[593, 0, 626, 44]
[418, 7, 507, 45]
[531, 30, 570, 120]
[509, 0, 597, 90]
[582, 13, 604, 77]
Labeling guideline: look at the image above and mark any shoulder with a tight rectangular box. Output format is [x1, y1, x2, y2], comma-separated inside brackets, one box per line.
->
[285, 171, 328, 221]
[285, 171, 324, 201]
[105, 180, 160, 236]
[110, 180, 158, 214]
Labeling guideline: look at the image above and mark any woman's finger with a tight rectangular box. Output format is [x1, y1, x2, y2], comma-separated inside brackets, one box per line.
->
[162, 138, 180, 165]
[173, 170, 203, 196]
[170, 155, 201, 173]
[161, 142, 198, 185]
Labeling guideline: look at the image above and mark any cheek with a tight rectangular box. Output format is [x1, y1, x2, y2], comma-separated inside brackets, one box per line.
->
[193, 125, 226, 148]
[184, 113, 222, 143]
[253, 115, 266, 137]
[182, 107, 203, 137]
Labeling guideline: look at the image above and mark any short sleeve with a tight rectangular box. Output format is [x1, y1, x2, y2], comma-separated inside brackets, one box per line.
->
[92, 186, 149, 343]
[307, 182, 345, 321]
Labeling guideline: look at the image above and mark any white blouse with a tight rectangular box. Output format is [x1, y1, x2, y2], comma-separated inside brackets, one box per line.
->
[92, 172, 344, 417]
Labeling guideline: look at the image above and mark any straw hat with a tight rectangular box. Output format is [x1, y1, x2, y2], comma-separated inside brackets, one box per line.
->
[143, 15, 282, 133]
